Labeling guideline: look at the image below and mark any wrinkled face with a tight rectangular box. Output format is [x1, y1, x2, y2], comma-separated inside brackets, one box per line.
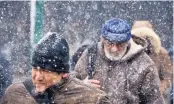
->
[102, 38, 129, 61]
[32, 67, 62, 93]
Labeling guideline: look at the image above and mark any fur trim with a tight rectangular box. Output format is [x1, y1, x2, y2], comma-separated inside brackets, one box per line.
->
[122, 38, 145, 61]
[131, 27, 161, 54]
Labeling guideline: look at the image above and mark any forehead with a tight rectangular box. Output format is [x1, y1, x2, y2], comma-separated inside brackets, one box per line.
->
[32, 67, 52, 73]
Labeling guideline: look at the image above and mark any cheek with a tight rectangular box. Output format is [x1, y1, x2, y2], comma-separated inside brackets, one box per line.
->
[104, 45, 111, 51]
[117, 47, 123, 52]
[45, 74, 55, 85]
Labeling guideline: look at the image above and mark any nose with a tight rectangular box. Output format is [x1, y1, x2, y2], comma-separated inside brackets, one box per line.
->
[35, 70, 44, 81]
[111, 45, 118, 52]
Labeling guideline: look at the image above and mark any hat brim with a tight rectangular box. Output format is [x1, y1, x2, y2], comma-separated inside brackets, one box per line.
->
[102, 32, 131, 43]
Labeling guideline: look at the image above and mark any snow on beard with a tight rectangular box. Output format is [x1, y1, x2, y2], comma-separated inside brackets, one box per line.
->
[104, 44, 127, 61]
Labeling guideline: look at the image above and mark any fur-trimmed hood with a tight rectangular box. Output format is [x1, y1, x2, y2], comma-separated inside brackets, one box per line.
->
[122, 35, 147, 61]
[131, 27, 161, 54]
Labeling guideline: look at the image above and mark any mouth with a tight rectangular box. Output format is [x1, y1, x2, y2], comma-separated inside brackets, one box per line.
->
[35, 83, 45, 86]
[109, 52, 119, 56]
[35, 84, 47, 93]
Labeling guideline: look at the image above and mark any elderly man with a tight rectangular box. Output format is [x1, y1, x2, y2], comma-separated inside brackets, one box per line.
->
[75, 18, 165, 104]
[2, 32, 111, 104]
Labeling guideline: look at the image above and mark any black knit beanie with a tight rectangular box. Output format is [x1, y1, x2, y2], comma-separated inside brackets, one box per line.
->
[31, 32, 69, 73]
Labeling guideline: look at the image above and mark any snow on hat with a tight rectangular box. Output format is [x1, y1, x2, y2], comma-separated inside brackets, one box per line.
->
[31, 32, 69, 73]
[101, 18, 131, 43]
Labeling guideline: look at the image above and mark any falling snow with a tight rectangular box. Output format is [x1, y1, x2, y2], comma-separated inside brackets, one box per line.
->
[0, 1, 173, 104]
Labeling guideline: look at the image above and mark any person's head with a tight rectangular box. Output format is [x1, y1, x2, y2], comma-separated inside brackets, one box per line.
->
[31, 32, 69, 93]
[100, 18, 131, 61]
[131, 20, 161, 54]
[132, 21, 153, 30]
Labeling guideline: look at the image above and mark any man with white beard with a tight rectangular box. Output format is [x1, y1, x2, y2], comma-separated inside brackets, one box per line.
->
[75, 18, 165, 104]
[103, 39, 129, 61]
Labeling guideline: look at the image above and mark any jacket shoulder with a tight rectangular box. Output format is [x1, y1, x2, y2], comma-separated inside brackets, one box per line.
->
[62, 77, 109, 103]
[134, 51, 155, 66]
[6, 83, 25, 93]
[132, 51, 157, 74]
[3, 82, 36, 104]
[4, 83, 31, 99]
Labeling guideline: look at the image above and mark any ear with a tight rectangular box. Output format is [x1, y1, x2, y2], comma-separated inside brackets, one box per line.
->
[62, 73, 69, 78]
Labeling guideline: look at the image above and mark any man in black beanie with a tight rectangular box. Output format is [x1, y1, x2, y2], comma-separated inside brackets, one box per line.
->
[2, 32, 111, 104]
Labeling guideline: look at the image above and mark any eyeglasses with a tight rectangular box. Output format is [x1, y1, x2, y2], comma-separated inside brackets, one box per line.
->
[104, 40, 128, 48]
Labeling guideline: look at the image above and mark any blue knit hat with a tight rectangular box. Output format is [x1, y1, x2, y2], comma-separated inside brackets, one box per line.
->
[101, 18, 131, 43]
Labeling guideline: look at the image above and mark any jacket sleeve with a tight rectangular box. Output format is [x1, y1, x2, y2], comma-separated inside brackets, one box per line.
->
[74, 49, 89, 80]
[140, 65, 165, 104]
[159, 47, 173, 94]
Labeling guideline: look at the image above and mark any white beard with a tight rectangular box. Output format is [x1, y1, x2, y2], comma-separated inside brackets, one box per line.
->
[104, 47, 127, 61]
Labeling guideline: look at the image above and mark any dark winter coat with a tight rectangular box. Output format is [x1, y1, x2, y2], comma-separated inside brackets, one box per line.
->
[70, 44, 90, 70]
[131, 26, 173, 94]
[75, 35, 165, 104]
[2, 76, 111, 104]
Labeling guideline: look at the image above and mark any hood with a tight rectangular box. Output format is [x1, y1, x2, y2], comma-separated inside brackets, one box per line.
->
[121, 35, 148, 61]
[131, 27, 161, 54]
[98, 35, 148, 62]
